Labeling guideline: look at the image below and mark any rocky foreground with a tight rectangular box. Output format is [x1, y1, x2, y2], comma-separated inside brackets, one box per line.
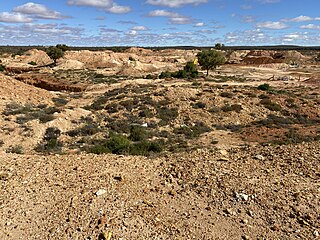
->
[1, 141, 319, 240]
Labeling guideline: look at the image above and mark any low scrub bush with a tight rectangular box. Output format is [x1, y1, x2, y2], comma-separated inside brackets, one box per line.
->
[35, 127, 63, 153]
[258, 83, 271, 91]
[221, 104, 243, 112]
[6, 145, 24, 154]
[260, 99, 282, 111]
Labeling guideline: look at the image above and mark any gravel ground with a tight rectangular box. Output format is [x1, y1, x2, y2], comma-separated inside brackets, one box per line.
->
[1, 141, 319, 240]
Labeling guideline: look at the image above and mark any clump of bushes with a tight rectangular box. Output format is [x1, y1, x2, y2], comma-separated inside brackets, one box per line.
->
[87, 132, 163, 156]
[35, 127, 63, 153]
[159, 62, 198, 79]
[3, 103, 59, 124]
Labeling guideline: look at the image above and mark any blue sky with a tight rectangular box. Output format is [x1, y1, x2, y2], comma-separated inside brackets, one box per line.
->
[0, 0, 320, 46]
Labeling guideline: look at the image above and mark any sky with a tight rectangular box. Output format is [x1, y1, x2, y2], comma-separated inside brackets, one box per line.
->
[0, 0, 320, 46]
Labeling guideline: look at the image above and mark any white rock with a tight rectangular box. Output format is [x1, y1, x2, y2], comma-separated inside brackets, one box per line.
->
[314, 230, 320, 237]
[95, 189, 107, 196]
[255, 155, 265, 161]
[236, 192, 249, 201]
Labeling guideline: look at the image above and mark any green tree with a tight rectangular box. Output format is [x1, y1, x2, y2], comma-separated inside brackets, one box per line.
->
[56, 44, 69, 52]
[46, 46, 64, 64]
[196, 49, 225, 76]
[214, 43, 225, 50]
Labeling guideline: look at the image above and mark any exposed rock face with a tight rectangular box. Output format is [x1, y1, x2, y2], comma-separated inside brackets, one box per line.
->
[15, 74, 86, 92]
[226, 50, 311, 65]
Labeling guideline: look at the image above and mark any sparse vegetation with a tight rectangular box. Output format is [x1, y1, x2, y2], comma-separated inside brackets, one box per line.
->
[6, 145, 24, 154]
[258, 83, 271, 91]
[35, 127, 63, 153]
[28, 61, 37, 66]
[0, 64, 5, 72]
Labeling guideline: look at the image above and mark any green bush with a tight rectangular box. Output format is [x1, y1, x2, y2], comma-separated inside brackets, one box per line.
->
[28, 61, 37, 66]
[106, 133, 131, 154]
[35, 127, 63, 153]
[129, 125, 148, 141]
[0, 64, 5, 72]
[159, 71, 172, 79]
[258, 83, 271, 91]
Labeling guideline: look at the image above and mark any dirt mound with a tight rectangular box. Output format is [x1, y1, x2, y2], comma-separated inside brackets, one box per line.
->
[125, 47, 153, 55]
[0, 73, 53, 107]
[15, 49, 52, 66]
[55, 59, 85, 70]
[61, 50, 118, 69]
[242, 56, 283, 65]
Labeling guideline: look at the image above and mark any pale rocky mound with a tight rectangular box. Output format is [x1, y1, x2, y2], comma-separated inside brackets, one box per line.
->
[15, 49, 52, 66]
[0, 73, 53, 106]
[61, 50, 119, 69]
[55, 59, 85, 70]
[125, 47, 153, 55]
[116, 60, 159, 76]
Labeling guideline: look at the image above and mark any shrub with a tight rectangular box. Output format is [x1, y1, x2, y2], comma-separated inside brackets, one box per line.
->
[260, 99, 282, 111]
[35, 127, 63, 153]
[220, 92, 234, 98]
[106, 133, 131, 154]
[129, 56, 135, 61]
[145, 74, 154, 79]
[52, 97, 69, 107]
[192, 101, 206, 109]
[159, 71, 172, 79]
[0, 64, 5, 72]
[0, 140, 4, 147]
[28, 61, 37, 66]
[6, 145, 24, 154]
[129, 125, 148, 141]
[129, 140, 163, 155]
[157, 107, 179, 125]
[221, 104, 243, 112]
[258, 83, 271, 91]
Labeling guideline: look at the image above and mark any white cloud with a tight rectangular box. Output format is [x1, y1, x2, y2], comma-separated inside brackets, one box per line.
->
[146, 0, 207, 8]
[13, 2, 68, 19]
[67, 0, 112, 8]
[256, 21, 288, 29]
[283, 15, 313, 22]
[132, 26, 149, 31]
[68, 0, 131, 14]
[127, 30, 137, 35]
[148, 10, 193, 24]
[0, 12, 32, 23]
[107, 3, 131, 14]
[194, 22, 205, 27]
[300, 24, 320, 30]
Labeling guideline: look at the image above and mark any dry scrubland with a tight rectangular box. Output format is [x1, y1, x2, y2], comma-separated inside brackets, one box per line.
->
[0, 47, 319, 239]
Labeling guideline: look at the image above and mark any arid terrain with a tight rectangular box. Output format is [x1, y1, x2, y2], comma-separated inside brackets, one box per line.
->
[0, 47, 319, 239]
